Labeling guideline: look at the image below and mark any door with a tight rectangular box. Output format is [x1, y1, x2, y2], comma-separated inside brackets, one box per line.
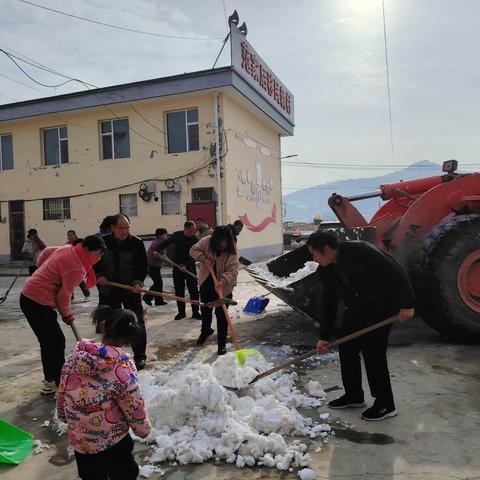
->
[186, 202, 217, 228]
[9, 200, 25, 260]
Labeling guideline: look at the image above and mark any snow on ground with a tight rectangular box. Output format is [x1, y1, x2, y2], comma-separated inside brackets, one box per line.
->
[134, 352, 331, 471]
[248, 261, 319, 290]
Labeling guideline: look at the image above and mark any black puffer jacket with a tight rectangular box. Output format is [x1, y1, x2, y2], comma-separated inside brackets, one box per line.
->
[94, 234, 148, 293]
[317, 241, 415, 340]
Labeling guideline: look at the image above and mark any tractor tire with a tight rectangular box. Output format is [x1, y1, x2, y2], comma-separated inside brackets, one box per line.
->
[409, 214, 480, 342]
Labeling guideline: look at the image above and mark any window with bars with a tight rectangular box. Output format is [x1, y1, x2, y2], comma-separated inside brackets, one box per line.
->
[0, 134, 13, 171]
[43, 127, 68, 166]
[43, 197, 71, 220]
[161, 191, 181, 215]
[166, 109, 199, 154]
[119, 193, 138, 217]
[192, 188, 214, 203]
[100, 118, 131, 160]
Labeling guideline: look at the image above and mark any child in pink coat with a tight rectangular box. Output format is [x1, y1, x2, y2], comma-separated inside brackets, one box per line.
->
[56, 306, 151, 480]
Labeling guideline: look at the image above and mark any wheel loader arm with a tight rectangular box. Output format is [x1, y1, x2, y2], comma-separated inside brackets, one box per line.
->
[328, 194, 369, 228]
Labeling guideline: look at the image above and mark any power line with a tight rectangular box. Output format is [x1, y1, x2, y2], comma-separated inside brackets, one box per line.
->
[282, 160, 480, 169]
[0, 72, 49, 95]
[0, 49, 78, 88]
[382, 0, 395, 165]
[16, 0, 222, 41]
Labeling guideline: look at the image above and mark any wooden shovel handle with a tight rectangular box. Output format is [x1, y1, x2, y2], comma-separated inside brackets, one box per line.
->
[249, 315, 398, 385]
[105, 280, 203, 306]
[206, 264, 241, 351]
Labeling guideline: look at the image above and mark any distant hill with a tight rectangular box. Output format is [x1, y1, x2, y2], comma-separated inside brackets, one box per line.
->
[282, 160, 443, 222]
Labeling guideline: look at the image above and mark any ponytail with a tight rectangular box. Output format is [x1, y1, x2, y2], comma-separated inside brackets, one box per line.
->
[92, 305, 141, 346]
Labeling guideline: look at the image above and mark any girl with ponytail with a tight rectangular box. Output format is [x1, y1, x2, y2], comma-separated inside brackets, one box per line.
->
[56, 306, 151, 480]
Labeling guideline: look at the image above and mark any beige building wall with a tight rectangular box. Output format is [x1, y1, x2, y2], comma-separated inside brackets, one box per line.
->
[221, 94, 283, 258]
[0, 95, 217, 254]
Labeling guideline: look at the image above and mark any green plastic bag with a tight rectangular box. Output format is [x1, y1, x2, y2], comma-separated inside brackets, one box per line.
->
[0, 419, 33, 465]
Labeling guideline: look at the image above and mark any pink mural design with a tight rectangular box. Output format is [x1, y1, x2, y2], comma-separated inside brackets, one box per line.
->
[238, 203, 277, 233]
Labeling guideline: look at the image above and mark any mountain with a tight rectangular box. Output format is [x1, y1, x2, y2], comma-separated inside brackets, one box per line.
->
[282, 160, 443, 222]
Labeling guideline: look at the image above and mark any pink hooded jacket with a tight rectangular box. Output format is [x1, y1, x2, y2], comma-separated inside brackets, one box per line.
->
[56, 340, 151, 454]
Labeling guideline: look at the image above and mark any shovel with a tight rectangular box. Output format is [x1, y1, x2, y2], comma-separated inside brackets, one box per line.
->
[0, 419, 33, 465]
[233, 315, 398, 393]
[105, 280, 236, 308]
[0, 262, 27, 305]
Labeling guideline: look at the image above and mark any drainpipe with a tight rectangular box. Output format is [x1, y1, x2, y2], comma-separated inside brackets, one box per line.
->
[214, 93, 222, 226]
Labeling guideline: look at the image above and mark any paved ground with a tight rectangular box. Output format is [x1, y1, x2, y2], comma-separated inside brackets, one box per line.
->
[0, 270, 479, 479]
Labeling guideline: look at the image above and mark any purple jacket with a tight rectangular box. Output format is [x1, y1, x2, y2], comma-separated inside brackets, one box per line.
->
[147, 238, 165, 267]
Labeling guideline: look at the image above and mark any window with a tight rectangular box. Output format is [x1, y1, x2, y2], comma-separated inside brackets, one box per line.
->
[119, 193, 138, 217]
[161, 191, 181, 215]
[43, 127, 68, 166]
[0, 134, 13, 170]
[43, 197, 71, 220]
[192, 188, 214, 203]
[166, 109, 199, 154]
[100, 118, 130, 160]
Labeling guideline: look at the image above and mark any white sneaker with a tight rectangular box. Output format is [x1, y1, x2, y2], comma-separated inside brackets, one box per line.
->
[41, 380, 56, 395]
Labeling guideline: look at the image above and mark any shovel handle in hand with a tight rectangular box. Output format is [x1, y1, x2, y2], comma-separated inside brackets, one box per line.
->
[248, 315, 399, 385]
[206, 264, 241, 351]
[70, 322, 81, 341]
[156, 254, 198, 280]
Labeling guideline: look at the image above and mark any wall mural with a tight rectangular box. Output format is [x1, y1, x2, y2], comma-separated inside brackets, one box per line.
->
[236, 162, 277, 233]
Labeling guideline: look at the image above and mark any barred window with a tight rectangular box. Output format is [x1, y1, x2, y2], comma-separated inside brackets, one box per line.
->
[119, 193, 138, 217]
[161, 191, 181, 215]
[43, 197, 71, 220]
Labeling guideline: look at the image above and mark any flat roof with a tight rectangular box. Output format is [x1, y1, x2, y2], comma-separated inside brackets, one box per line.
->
[0, 66, 294, 135]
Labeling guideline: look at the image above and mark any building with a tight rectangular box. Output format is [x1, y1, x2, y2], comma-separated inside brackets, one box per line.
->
[0, 24, 294, 262]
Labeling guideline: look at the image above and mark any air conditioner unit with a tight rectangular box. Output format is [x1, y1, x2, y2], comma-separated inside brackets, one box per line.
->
[146, 182, 156, 193]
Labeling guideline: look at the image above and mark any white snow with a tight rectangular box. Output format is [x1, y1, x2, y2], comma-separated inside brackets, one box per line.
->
[298, 468, 317, 480]
[136, 352, 331, 471]
[248, 261, 319, 290]
[139, 465, 165, 477]
[307, 381, 326, 398]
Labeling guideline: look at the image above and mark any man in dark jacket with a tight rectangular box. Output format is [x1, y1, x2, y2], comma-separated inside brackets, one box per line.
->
[307, 231, 415, 421]
[156, 221, 201, 320]
[94, 214, 148, 370]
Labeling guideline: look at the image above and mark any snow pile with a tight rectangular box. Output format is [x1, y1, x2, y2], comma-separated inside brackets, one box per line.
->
[137, 353, 330, 471]
[248, 261, 318, 290]
[307, 381, 326, 398]
[298, 468, 317, 480]
[139, 465, 165, 477]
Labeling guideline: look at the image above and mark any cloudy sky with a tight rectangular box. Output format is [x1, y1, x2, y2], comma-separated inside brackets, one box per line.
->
[2, 0, 480, 193]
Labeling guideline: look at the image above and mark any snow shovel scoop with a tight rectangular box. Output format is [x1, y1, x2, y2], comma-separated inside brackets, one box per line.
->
[233, 315, 399, 394]
[0, 419, 33, 465]
[206, 264, 265, 366]
[105, 281, 236, 309]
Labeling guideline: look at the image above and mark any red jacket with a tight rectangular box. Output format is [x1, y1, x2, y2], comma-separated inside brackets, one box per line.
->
[22, 245, 86, 317]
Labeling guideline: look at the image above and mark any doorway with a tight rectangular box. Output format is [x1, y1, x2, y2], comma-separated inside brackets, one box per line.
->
[9, 200, 25, 260]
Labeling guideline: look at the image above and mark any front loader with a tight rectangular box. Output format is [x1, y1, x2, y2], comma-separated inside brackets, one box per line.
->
[248, 160, 480, 342]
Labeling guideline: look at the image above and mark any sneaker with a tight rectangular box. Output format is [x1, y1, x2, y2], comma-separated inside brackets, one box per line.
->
[143, 297, 153, 306]
[328, 395, 365, 409]
[41, 380, 56, 395]
[135, 359, 146, 371]
[197, 328, 214, 345]
[217, 347, 227, 356]
[191, 312, 202, 320]
[361, 404, 397, 421]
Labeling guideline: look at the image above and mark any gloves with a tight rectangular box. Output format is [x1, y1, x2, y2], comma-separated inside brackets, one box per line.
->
[62, 314, 75, 325]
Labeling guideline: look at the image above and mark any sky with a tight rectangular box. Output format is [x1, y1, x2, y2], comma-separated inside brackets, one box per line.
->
[1, 0, 480, 194]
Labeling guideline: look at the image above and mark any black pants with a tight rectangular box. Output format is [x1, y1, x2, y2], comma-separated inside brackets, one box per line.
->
[200, 275, 231, 349]
[339, 323, 394, 408]
[143, 266, 164, 305]
[172, 267, 199, 315]
[28, 265, 37, 276]
[75, 434, 138, 480]
[99, 289, 146, 362]
[19, 293, 65, 385]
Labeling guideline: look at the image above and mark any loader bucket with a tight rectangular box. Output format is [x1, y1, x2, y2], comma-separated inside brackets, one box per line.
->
[246, 227, 376, 321]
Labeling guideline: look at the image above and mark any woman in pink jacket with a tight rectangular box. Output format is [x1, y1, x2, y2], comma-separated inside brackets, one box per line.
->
[20, 235, 105, 394]
[57, 306, 151, 480]
[190, 226, 239, 355]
